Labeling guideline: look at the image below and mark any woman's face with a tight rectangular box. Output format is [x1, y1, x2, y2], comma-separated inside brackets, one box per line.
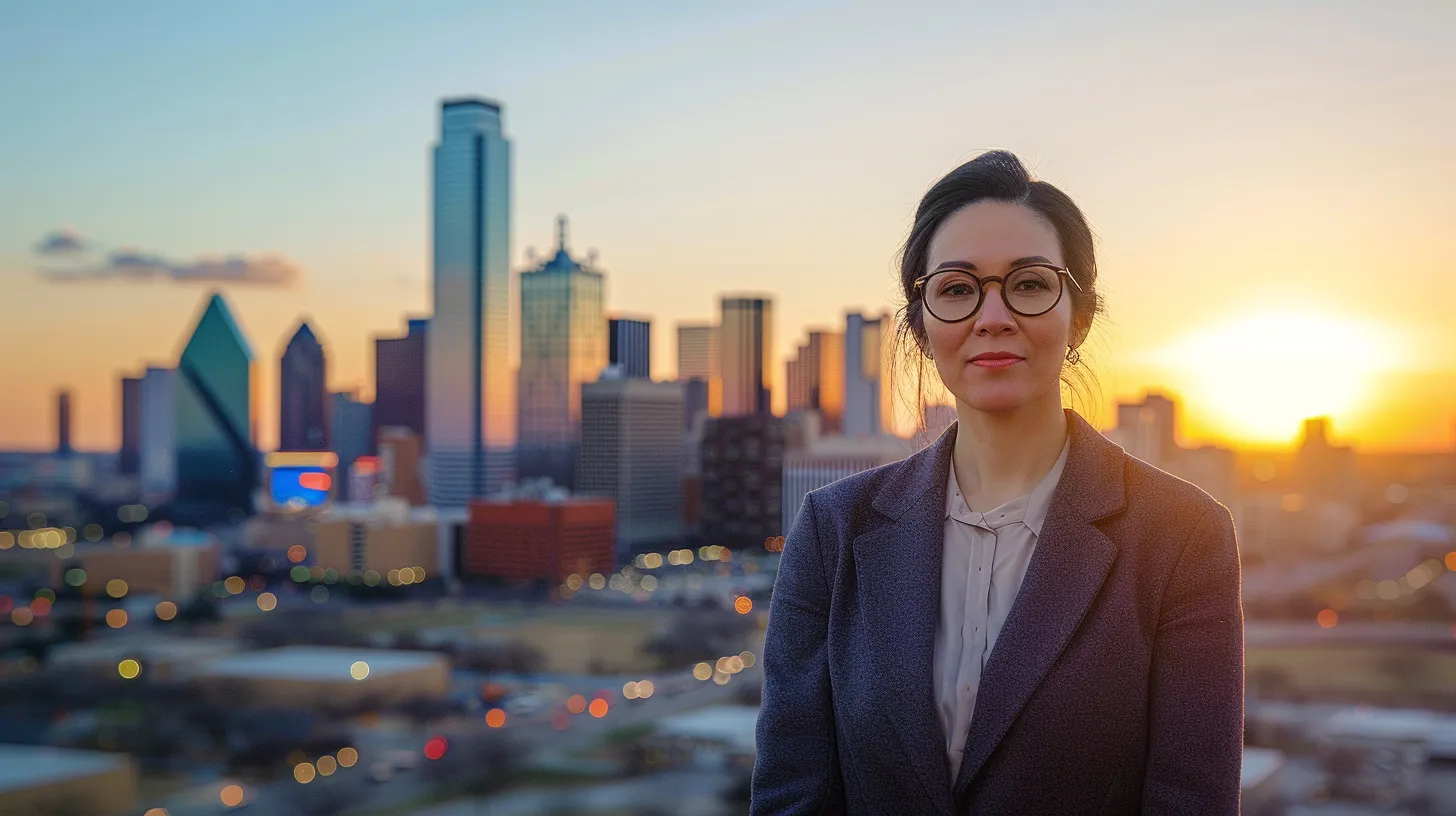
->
[922, 200, 1078, 415]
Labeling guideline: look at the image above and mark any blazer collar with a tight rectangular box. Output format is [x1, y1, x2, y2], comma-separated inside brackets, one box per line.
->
[853, 408, 1128, 814]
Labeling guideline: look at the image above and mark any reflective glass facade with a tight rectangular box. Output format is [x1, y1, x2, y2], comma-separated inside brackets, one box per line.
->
[427, 99, 514, 505]
[174, 292, 257, 524]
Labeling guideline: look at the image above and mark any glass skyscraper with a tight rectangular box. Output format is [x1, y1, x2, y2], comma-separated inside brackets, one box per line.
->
[518, 216, 607, 490]
[844, 310, 894, 436]
[607, 317, 651, 379]
[174, 292, 257, 524]
[427, 98, 514, 506]
[720, 296, 775, 416]
[279, 321, 329, 451]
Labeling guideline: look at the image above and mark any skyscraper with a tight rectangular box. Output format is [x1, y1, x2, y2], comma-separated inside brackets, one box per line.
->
[608, 316, 651, 379]
[428, 97, 514, 507]
[120, 375, 142, 475]
[139, 367, 176, 499]
[844, 311, 894, 437]
[578, 375, 685, 559]
[174, 292, 257, 525]
[518, 216, 607, 490]
[375, 317, 428, 446]
[56, 389, 73, 456]
[279, 321, 329, 451]
[677, 321, 720, 424]
[331, 391, 374, 498]
[720, 296, 774, 417]
[785, 330, 846, 433]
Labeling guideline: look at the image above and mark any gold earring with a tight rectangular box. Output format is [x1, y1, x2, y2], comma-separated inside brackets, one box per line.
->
[1066, 347, 1081, 365]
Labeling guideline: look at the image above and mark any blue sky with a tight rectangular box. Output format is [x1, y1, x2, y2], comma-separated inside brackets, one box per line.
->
[2, 0, 1454, 451]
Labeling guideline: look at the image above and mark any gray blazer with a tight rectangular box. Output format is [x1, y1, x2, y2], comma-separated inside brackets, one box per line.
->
[751, 409, 1244, 815]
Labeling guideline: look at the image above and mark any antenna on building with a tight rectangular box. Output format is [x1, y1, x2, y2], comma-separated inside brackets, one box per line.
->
[556, 214, 569, 252]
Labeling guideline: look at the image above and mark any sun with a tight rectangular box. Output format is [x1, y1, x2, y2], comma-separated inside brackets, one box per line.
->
[1145, 310, 1399, 445]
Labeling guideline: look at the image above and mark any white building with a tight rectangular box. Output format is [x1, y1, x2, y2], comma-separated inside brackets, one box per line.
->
[782, 433, 911, 536]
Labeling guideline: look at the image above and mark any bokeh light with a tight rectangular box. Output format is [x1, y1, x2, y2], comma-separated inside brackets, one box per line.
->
[29, 597, 51, 616]
[156, 601, 177, 621]
[588, 698, 609, 718]
[311, 585, 330, 603]
[734, 596, 753, 614]
[257, 592, 277, 612]
[220, 784, 243, 807]
[623, 681, 639, 699]
[118, 659, 141, 679]
[636, 680, 654, 698]
[106, 609, 128, 629]
[739, 651, 756, 667]
[11, 608, 33, 626]
[337, 747, 358, 768]
[350, 661, 370, 680]
[588, 573, 606, 590]
[566, 694, 587, 714]
[424, 736, 448, 760]
[1317, 609, 1338, 628]
[224, 576, 245, 594]
[485, 708, 507, 728]
[316, 755, 337, 776]
[287, 544, 307, 563]
[693, 662, 713, 681]
[294, 763, 316, 784]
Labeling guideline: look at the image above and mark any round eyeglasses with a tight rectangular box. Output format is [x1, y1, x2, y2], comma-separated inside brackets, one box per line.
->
[912, 264, 1082, 323]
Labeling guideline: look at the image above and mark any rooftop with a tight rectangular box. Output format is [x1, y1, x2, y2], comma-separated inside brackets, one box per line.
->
[0, 744, 131, 792]
[187, 645, 446, 682]
[49, 635, 243, 668]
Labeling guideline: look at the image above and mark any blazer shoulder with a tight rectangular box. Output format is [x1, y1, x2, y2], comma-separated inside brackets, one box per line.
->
[1120, 450, 1231, 528]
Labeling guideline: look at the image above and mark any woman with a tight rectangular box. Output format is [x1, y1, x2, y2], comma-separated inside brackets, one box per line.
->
[751, 151, 1243, 815]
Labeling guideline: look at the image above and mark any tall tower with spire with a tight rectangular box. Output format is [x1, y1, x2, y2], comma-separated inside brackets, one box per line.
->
[517, 215, 607, 490]
[279, 320, 329, 451]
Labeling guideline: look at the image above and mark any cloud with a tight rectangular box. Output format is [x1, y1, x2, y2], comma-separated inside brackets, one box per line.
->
[33, 230, 303, 287]
[34, 228, 88, 254]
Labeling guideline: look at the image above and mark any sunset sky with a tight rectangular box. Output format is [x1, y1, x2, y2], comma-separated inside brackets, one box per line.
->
[2, 0, 1454, 453]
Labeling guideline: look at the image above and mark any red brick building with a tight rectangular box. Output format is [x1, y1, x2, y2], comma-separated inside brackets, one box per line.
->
[464, 498, 616, 583]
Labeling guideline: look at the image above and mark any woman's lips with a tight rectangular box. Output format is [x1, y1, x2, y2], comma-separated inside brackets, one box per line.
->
[971, 357, 1022, 369]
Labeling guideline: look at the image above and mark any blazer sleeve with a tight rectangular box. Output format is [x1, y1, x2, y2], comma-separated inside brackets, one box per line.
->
[751, 490, 846, 815]
[1142, 503, 1246, 815]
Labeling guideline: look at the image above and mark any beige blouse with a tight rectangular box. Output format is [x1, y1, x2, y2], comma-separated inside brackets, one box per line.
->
[932, 431, 1070, 782]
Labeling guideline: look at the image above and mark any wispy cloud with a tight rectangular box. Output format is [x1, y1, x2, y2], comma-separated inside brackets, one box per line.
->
[33, 229, 303, 287]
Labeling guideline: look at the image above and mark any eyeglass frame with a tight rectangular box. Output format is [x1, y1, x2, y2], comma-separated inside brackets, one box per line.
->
[911, 263, 1083, 323]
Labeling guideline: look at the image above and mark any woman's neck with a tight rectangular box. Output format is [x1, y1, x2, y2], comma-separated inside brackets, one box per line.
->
[952, 398, 1069, 511]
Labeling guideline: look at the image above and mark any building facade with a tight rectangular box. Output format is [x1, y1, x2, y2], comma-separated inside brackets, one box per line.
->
[374, 317, 428, 447]
[720, 296, 774, 417]
[786, 330, 846, 433]
[173, 292, 257, 525]
[517, 216, 607, 490]
[464, 497, 616, 583]
[844, 311, 894, 437]
[578, 376, 685, 557]
[330, 392, 373, 497]
[139, 367, 176, 499]
[608, 316, 652, 379]
[427, 98, 514, 506]
[279, 321, 329, 451]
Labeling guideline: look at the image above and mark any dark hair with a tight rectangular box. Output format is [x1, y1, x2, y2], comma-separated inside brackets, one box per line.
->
[890, 150, 1107, 432]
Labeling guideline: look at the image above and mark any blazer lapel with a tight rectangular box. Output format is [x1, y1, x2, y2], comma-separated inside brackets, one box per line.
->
[951, 409, 1128, 805]
[852, 424, 958, 816]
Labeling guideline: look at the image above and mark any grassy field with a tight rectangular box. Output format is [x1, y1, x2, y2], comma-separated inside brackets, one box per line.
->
[1246, 644, 1456, 703]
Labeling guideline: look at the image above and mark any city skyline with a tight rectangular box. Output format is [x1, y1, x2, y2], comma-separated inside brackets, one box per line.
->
[3, 2, 1455, 452]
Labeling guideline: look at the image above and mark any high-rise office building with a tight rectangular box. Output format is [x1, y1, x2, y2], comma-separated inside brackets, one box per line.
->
[676, 323, 719, 381]
[578, 375, 684, 558]
[786, 330, 845, 433]
[279, 321, 329, 451]
[375, 317, 428, 447]
[139, 367, 176, 499]
[427, 98, 514, 507]
[120, 375, 142, 475]
[844, 311, 894, 437]
[1114, 392, 1177, 466]
[698, 413, 817, 548]
[174, 292, 257, 524]
[720, 296, 774, 417]
[56, 390, 73, 456]
[518, 216, 607, 490]
[331, 391, 374, 497]
[608, 316, 651, 379]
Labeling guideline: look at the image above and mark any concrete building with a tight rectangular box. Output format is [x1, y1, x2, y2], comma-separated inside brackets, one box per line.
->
[699, 413, 815, 548]
[47, 635, 245, 682]
[782, 433, 910, 536]
[465, 494, 615, 583]
[844, 311, 893, 437]
[74, 526, 222, 601]
[312, 501, 438, 577]
[578, 376, 685, 557]
[719, 296, 774, 417]
[183, 645, 450, 707]
[378, 426, 426, 505]
[138, 366, 176, 500]
[0, 745, 137, 816]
